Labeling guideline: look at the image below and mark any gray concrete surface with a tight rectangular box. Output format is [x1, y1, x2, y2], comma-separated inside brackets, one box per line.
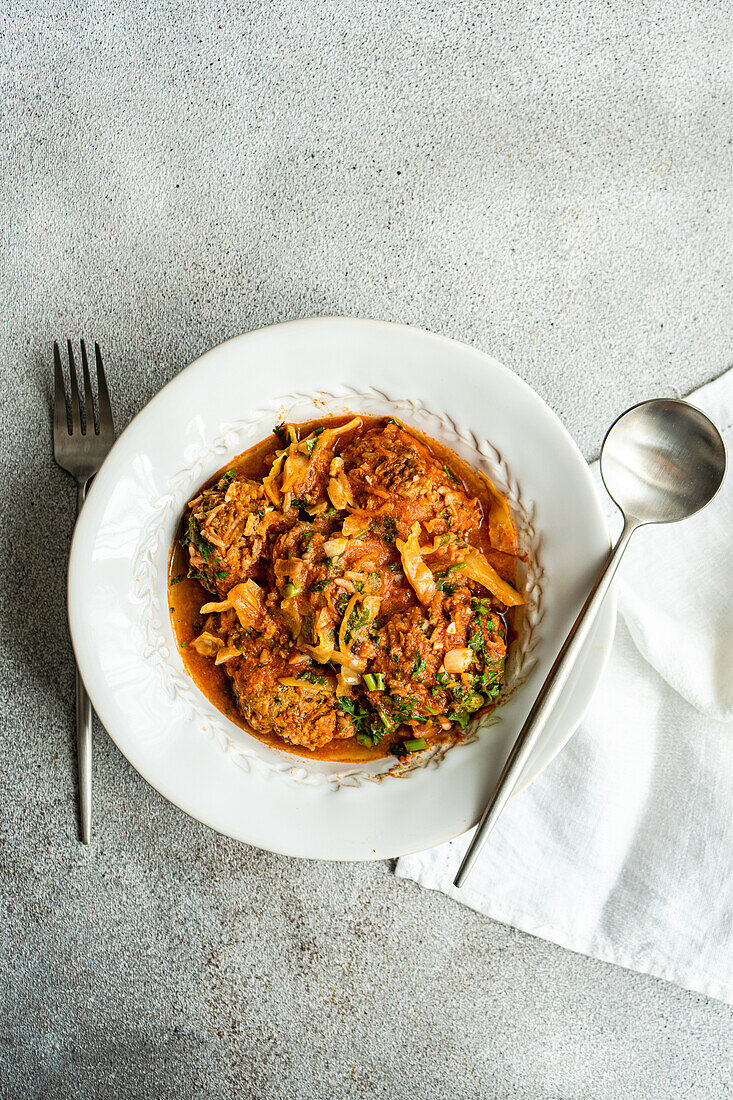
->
[1, 2, 732, 1097]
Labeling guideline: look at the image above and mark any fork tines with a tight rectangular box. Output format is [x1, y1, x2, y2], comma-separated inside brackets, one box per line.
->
[54, 340, 113, 439]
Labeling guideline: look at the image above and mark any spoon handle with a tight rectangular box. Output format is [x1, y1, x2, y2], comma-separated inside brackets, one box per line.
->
[454, 516, 638, 888]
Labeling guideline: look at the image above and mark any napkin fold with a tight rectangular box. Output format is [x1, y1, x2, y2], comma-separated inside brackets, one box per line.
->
[396, 370, 733, 1003]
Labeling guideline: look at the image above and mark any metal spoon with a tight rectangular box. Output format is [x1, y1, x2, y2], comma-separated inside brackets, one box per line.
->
[454, 398, 727, 888]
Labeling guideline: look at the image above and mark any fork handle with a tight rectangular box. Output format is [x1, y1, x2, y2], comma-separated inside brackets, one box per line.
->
[76, 479, 92, 843]
[76, 667, 92, 843]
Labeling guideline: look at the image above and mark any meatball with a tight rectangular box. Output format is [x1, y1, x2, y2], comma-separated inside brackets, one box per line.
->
[342, 422, 482, 538]
[227, 652, 350, 750]
[186, 472, 273, 596]
[342, 422, 438, 502]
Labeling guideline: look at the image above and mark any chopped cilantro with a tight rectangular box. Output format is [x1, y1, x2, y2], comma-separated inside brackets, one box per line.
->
[215, 570, 228, 580]
[411, 656, 426, 678]
[335, 592, 350, 615]
[297, 670, 327, 686]
[304, 427, 324, 456]
[273, 421, 286, 443]
[336, 696, 386, 746]
[309, 579, 329, 593]
[344, 603, 371, 644]
[170, 574, 185, 586]
[443, 464, 460, 484]
[221, 468, 236, 483]
[371, 515, 397, 543]
[181, 515, 215, 563]
[434, 562, 464, 588]
[385, 693, 427, 724]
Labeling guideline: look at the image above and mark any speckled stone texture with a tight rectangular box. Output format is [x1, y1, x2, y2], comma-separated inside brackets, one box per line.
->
[1, 2, 731, 1097]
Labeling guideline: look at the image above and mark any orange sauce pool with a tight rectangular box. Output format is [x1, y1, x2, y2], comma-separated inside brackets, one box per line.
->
[167, 415, 518, 762]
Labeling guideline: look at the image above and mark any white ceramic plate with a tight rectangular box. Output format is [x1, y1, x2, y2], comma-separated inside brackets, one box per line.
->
[69, 318, 614, 860]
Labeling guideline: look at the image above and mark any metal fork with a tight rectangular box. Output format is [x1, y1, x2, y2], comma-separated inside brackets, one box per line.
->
[53, 340, 114, 843]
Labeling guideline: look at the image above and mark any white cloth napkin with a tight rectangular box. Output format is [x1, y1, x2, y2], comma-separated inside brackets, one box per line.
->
[396, 370, 733, 1003]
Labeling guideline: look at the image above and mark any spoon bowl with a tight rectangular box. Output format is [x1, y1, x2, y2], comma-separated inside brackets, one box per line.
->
[600, 399, 727, 525]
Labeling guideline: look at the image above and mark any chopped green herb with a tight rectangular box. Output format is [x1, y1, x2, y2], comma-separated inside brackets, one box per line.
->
[221, 468, 236, 483]
[335, 591, 350, 615]
[385, 693, 425, 724]
[273, 421, 286, 443]
[411, 656, 426, 678]
[215, 570, 229, 580]
[304, 427, 324, 456]
[297, 670, 327, 686]
[371, 515, 397, 543]
[170, 574, 185, 586]
[344, 603, 371, 644]
[181, 515, 215, 563]
[443, 464, 460, 484]
[309, 579, 329, 593]
[336, 697, 386, 746]
[435, 562, 464, 583]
